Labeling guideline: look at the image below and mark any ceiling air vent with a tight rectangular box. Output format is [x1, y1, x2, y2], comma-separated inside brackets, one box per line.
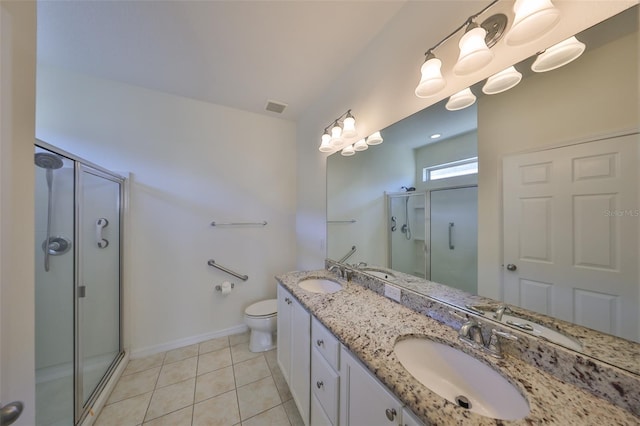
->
[265, 100, 287, 114]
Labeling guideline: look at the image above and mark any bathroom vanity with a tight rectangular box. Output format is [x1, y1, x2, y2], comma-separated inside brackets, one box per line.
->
[275, 268, 640, 425]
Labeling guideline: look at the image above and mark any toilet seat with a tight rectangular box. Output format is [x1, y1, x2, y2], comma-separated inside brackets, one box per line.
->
[245, 299, 277, 318]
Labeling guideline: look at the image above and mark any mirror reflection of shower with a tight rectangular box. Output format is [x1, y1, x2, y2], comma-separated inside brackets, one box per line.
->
[34, 152, 69, 271]
[401, 197, 412, 240]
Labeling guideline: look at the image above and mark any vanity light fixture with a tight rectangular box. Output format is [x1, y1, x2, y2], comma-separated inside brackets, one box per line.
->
[415, 51, 446, 98]
[341, 144, 356, 156]
[482, 66, 523, 94]
[531, 36, 586, 72]
[505, 0, 561, 46]
[318, 109, 383, 155]
[446, 88, 477, 111]
[353, 139, 369, 151]
[453, 20, 494, 75]
[366, 131, 384, 146]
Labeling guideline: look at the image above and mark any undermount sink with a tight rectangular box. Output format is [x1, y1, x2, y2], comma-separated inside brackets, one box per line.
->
[500, 314, 583, 352]
[394, 337, 530, 420]
[298, 278, 342, 294]
[362, 269, 396, 280]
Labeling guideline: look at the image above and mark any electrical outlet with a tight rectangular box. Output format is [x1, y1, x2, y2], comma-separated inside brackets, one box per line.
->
[384, 284, 401, 302]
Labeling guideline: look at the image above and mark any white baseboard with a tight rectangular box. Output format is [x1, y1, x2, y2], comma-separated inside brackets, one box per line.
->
[130, 323, 249, 359]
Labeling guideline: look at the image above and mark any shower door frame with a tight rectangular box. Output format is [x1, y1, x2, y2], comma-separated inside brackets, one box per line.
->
[35, 139, 126, 425]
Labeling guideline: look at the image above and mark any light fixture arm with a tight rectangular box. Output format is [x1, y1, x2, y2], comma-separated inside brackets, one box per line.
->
[421, 0, 500, 56]
[323, 109, 353, 133]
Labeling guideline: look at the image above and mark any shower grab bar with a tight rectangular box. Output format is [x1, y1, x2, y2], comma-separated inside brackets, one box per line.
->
[338, 245, 357, 263]
[207, 259, 249, 281]
[211, 221, 267, 227]
[327, 219, 357, 224]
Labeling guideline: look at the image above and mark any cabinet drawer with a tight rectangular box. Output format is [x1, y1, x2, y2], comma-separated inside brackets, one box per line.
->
[312, 317, 340, 370]
[312, 347, 339, 425]
[311, 392, 334, 426]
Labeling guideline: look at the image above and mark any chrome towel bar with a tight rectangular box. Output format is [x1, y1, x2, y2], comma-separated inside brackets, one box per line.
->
[211, 221, 267, 227]
[338, 245, 357, 263]
[207, 259, 248, 281]
[327, 219, 357, 224]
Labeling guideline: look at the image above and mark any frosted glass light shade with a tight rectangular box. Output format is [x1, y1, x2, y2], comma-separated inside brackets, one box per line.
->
[505, 0, 560, 46]
[446, 88, 476, 111]
[366, 131, 383, 145]
[415, 57, 446, 98]
[319, 132, 333, 152]
[453, 27, 493, 75]
[354, 139, 369, 151]
[531, 36, 586, 72]
[482, 66, 523, 94]
[330, 123, 343, 146]
[342, 114, 357, 138]
[341, 144, 355, 156]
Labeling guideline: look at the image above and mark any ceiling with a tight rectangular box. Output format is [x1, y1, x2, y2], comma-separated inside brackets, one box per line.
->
[37, 0, 413, 121]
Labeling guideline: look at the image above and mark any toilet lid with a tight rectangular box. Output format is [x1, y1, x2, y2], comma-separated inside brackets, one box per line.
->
[245, 299, 277, 317]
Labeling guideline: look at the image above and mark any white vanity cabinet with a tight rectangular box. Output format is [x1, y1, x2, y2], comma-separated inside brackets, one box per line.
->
[339, 346, 404, 426]
[277, 284, 311, 425]
[311, 317, 340, 425]
[401, 407, 425, 426]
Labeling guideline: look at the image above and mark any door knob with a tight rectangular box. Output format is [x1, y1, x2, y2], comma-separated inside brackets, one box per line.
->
[1, 401, 23, 426]
[506, 264, 517, 271]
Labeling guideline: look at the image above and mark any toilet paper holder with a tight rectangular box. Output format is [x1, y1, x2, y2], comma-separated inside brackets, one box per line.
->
[215, 283, 235, 292]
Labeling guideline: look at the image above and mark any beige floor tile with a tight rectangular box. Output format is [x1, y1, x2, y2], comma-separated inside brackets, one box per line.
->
[264, 349, 278, 370]
[270, 363, 292, 402]
[199, 336, 229, 354]
[145, 378, 195, 421]
[107, 367, 160, 404]
[198, 347, 232, 375]
[195, 366, 236, 403]
[229, 331, 250, 346]
[164, 344, 199, 364]
[124, 353, 165, 376]
[95, 392, 152, 426]
[283, 399, 304, 426]
[143, 406, 192, 426]
[156, 356, 197, 388]
[230, 342, 261, 364]
[242, 405, 290, 426]
[193, 390, 240, 426]
[237, 376, 281, 420]
[233, 355, 271, 387]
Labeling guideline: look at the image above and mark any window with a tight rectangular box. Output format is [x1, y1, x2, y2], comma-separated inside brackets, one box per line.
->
[423, 157, 478, 181]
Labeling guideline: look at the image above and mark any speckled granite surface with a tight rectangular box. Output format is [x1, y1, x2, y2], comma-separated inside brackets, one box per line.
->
[276, 269, 640, 425]
[364, 266, 640, 376]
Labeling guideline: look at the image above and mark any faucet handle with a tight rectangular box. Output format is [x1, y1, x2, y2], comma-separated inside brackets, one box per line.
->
[487, 329, 517, 358]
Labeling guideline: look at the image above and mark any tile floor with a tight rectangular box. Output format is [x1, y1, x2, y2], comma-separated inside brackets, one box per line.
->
[95, 332, 303, 426]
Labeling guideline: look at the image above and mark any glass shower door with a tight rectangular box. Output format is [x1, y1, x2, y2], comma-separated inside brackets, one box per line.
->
[34, 148, 75, 426]
[77, 165, 122, 409]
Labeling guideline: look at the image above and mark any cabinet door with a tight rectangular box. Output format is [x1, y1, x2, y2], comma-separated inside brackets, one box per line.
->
[340, 347, 403, 426]
[276, 285, 292, 383]
[290, 297, 311, 425]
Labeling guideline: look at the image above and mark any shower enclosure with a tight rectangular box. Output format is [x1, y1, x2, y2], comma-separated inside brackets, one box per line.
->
[34, 141, 125, 426]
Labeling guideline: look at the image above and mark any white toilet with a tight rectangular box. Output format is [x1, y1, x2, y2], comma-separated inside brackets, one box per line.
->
[244, 299, 277, 352]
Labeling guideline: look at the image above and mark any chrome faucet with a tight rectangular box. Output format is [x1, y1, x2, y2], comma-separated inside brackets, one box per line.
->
[353, 262, 367, 268]
[328, 264, 343, 277]
[493, 304, 512, 321]
[459, 318, 485, 347]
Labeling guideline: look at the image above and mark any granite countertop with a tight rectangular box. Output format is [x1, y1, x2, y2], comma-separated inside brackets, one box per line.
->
[276, 270, 640, 426]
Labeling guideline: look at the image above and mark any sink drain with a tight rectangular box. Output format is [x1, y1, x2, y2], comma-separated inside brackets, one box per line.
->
[455, 395, 472, 410]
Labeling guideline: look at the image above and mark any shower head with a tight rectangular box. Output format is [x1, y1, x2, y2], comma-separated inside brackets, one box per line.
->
[35, 152, 63, 170]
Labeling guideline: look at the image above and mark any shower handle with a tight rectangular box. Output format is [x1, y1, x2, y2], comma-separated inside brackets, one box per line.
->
[96, 218, 109, 248]
[391, 216, 397, 232]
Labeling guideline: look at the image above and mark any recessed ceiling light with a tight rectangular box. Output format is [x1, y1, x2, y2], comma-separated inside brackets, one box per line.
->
[430, 133, 442, 139]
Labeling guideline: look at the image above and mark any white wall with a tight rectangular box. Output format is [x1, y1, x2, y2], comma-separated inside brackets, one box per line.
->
[477, 28, 639, 300]
[295, 1, 634, 270]
[36, 65, 297, 355]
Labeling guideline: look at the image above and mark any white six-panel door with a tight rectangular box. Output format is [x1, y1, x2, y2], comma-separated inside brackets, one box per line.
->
[503, 134, 639, 341]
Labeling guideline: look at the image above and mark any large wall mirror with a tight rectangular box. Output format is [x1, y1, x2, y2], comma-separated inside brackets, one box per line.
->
[327, 6, 639, 374]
